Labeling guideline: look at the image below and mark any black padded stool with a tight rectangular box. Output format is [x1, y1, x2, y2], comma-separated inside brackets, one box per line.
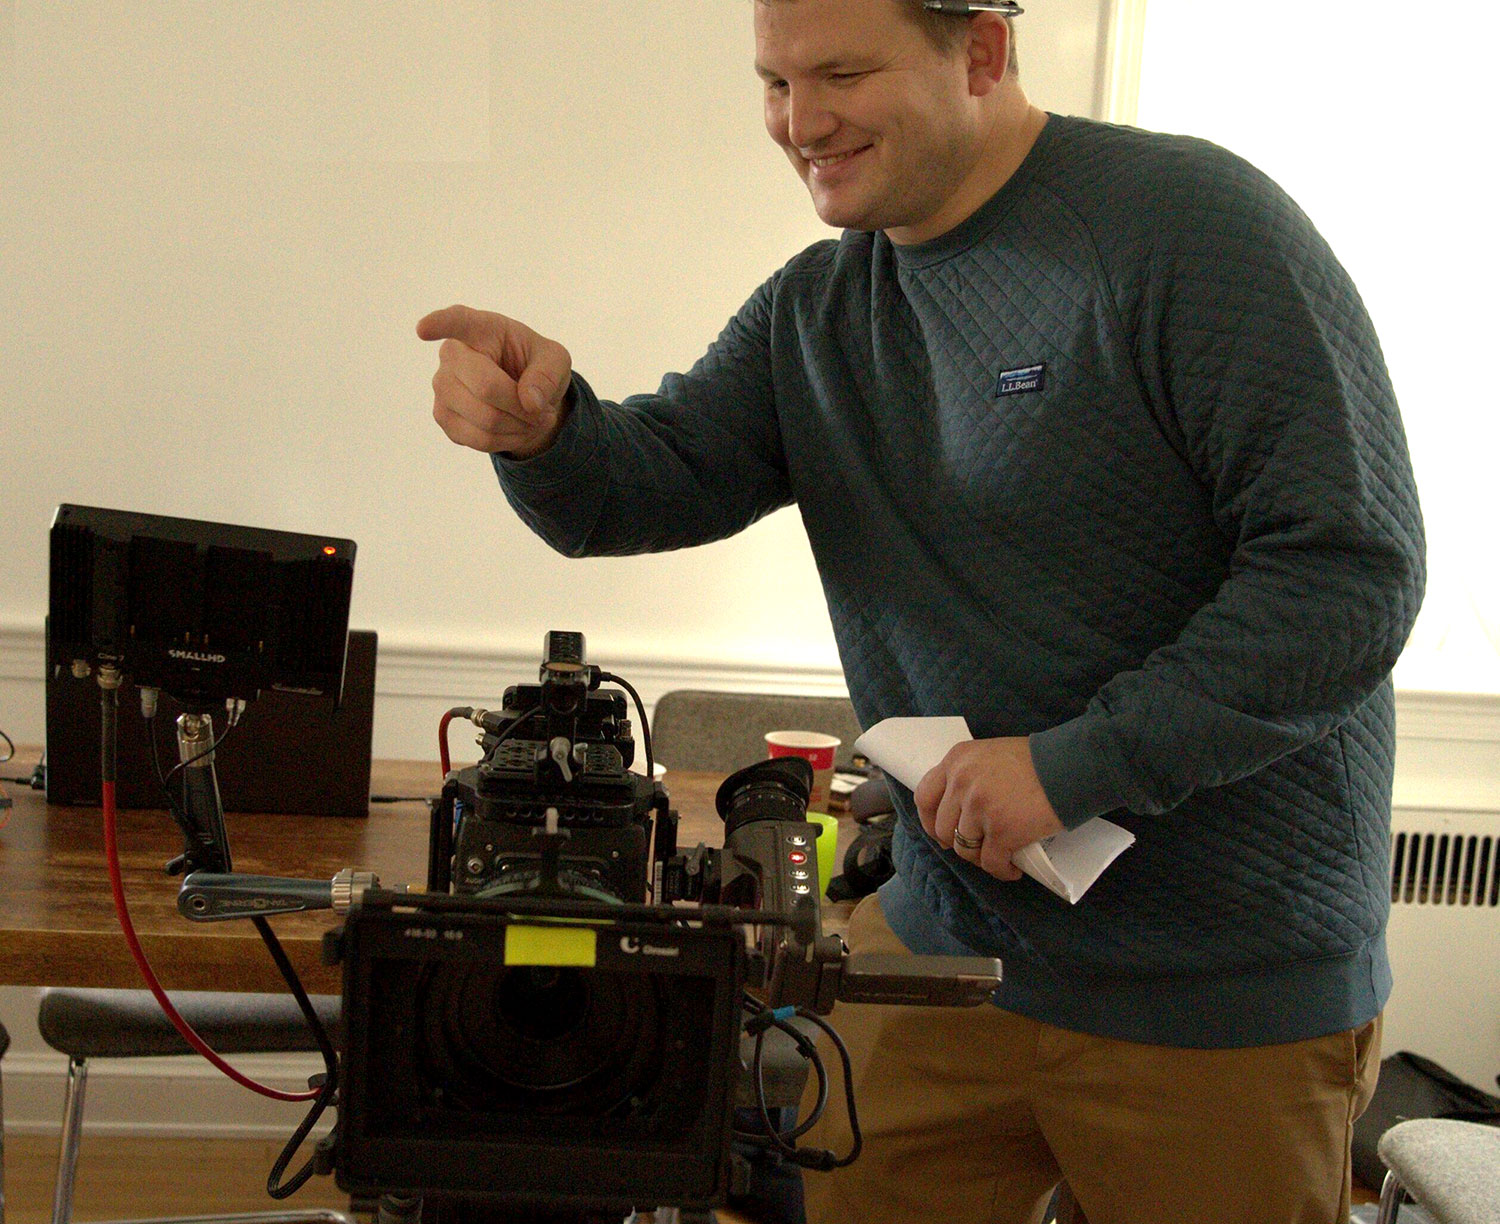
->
[37, 988, 348, 1224]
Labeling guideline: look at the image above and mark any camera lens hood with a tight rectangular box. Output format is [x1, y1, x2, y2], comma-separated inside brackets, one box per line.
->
[715, 756, 814, 838]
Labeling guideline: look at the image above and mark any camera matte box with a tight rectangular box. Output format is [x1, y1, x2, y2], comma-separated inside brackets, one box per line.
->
[334, 892, 747, 1213]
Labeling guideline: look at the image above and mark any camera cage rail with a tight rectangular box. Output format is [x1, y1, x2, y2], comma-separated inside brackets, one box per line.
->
[175, 868, 1005, 1014]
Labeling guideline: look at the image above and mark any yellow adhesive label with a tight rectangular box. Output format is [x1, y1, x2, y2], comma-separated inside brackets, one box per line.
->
[503, 924, 598, 967]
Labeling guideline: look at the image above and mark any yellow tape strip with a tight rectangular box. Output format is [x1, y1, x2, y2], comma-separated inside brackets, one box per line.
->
[503, 923, 598, 967]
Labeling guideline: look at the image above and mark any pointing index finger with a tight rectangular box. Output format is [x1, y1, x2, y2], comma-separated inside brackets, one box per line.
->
[416, 304, 477, 343]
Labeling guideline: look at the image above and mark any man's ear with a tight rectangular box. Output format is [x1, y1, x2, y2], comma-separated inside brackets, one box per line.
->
[966, 16, 1011, 97]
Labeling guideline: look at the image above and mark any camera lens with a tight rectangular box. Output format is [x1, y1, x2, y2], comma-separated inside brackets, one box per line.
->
[715, 756, 813, 839]
[492, 966, 589, 1042]
[414, 959, 665, 1119]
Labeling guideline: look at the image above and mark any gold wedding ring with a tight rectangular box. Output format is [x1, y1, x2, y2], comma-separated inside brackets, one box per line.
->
[953, 830, 983, 850]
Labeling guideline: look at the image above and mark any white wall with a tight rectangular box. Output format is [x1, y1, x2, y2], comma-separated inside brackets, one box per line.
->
[0, 0, 1112, 748]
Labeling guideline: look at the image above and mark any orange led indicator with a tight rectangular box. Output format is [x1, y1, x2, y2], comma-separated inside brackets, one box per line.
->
[322, 546, 337, 556]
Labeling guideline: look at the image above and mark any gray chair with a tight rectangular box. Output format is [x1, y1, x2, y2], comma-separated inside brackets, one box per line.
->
[1377, 1117, 1500, 1224]
[37, 987, 350, 1224]
[650, 689, 863, 774]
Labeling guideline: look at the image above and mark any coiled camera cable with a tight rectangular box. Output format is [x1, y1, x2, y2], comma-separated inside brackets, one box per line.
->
[737, 995, 863, 1172]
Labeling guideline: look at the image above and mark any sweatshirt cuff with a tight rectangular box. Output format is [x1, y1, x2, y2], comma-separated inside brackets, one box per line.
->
[1028, 711, 1133, 829]
[490, 373, 601, 492]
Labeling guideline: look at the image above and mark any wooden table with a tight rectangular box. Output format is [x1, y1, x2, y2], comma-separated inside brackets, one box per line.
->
[0, 750, 772, 995]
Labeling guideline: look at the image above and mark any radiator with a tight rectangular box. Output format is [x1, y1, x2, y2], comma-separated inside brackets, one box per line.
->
[1381, 805, 1500, 1093]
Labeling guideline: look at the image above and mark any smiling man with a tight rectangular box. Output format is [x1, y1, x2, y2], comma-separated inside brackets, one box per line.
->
[418, 1, 1424, 1221]
[755, 0, 1043, 243]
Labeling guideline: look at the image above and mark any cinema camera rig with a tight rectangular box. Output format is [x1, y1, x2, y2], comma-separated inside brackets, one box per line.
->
[174, 631, 1002, 1224]
[48, 510, 998, 1221]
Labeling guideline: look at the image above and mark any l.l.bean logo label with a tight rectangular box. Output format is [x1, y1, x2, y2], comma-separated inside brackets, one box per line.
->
[995, 363, 1046, 398]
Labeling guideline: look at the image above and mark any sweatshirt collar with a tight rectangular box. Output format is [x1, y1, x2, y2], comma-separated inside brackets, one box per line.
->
[888, 111, 1064, 270]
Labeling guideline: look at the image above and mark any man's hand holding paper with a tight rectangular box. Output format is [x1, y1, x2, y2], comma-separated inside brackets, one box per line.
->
[854, 717, 1134, 903]
[915, 737, 1063, 882]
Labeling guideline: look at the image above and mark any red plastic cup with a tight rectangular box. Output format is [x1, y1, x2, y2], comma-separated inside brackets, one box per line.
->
[764, 729, 840, 812]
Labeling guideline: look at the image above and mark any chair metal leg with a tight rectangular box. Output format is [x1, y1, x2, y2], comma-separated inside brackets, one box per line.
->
[1375, 1170, 1407, 1224]
[52, 1057, 90, 1224]
[44, 1051, 352, 1224]
[1, 1053, 8, 1224]
[37, 992, 353, 1224]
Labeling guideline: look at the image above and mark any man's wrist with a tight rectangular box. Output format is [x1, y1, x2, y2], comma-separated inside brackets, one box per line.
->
[1028, 717, 1129, 829]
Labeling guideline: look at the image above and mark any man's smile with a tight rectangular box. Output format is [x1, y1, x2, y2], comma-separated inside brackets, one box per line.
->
[804, 144, 874, 177]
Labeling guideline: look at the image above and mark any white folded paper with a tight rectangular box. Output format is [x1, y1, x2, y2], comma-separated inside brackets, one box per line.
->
[853, 716, 1133, 904]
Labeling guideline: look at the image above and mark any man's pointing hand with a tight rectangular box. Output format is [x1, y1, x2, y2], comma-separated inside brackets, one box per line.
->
[418, 304, 573, 459]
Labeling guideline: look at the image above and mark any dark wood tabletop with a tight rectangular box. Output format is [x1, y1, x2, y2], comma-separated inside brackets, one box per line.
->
[0, 749, 777, 995]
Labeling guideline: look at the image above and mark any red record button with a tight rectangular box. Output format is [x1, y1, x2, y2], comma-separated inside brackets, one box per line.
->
[788, 850, 808, 865]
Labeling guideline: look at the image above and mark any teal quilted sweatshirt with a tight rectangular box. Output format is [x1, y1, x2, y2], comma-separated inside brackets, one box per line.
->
[493, 114, 1425, 1047]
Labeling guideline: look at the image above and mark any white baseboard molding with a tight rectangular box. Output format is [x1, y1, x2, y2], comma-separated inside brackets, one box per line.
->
[6, 619, 1498, 772]
[368, 632, 851, 762]
[1, 622, 849, 761]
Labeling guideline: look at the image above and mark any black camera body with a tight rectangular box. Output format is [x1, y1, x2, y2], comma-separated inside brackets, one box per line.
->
[320, 632, 1001, 1220]
[334, 633, 835, 1217]
[434, 631, 675, 904]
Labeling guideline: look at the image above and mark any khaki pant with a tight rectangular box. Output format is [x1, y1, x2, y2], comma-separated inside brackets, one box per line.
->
[800, 894, 1381, 1224]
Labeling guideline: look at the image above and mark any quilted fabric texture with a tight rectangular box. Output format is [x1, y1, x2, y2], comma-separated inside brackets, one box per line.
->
[496, 115, 1425, 1046]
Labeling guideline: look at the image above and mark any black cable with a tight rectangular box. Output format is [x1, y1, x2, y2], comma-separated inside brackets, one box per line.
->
[147, 709, 244, 854]
[734, 1000, 862, 1171]
[252, 914, 340, 1199]
[499, 704, 541, 743]
[474, 704, 541, 749]
[0, 724, 17, 814]
[5, 753, 45, 788]
[737, 996, 830, 1146]
[790, 1008, 862, 1169]
[597, 671, 653, 777]
[753, 1017, 827, 1143]
[103, 689, 337, 1183]
[148, 712, 205, 847]
[155, 712, 240, 789]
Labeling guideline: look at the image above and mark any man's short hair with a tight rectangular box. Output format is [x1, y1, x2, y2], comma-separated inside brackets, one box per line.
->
[912, 3, 1019, 74]
[752, 0, 1018, 75]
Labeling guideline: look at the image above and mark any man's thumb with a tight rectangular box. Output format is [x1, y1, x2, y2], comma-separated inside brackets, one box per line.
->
[517, 337, 573, 415]
[517, 371, 559, 416]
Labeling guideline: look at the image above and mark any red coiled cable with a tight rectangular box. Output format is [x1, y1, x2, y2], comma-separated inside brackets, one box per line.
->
[101, 773, 318, 1102]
